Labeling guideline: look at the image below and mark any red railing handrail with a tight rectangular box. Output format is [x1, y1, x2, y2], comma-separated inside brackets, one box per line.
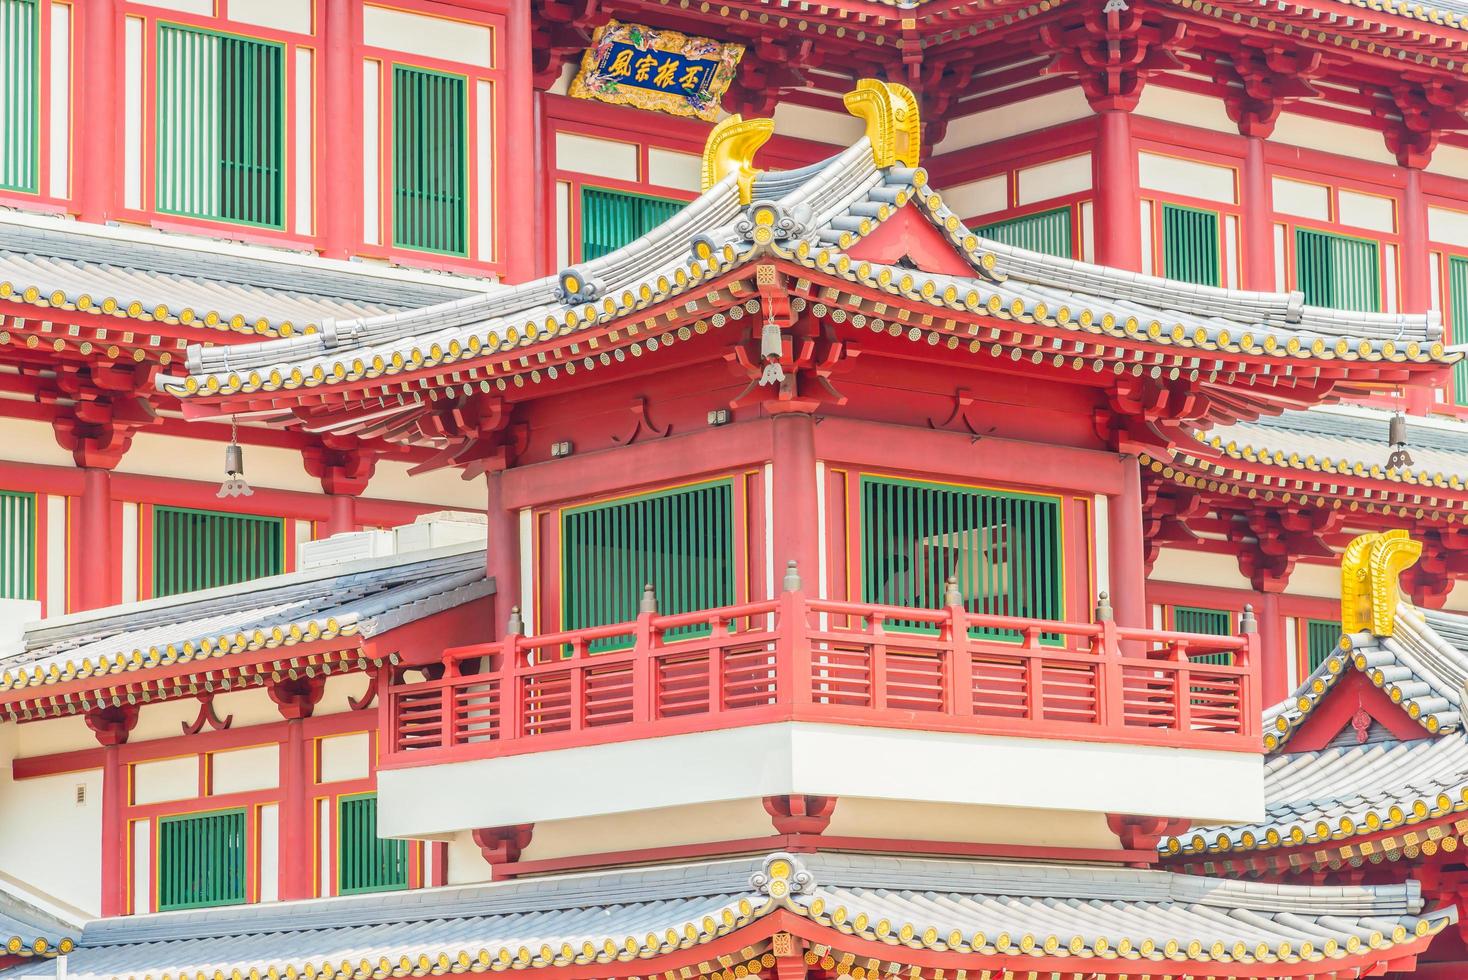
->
[386, 586, 1262, 765]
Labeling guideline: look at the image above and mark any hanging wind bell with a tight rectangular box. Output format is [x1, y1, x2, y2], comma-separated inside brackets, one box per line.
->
[217, 417, 253, 498]
[758, 310, 786, 386]
[1386, 411, 1414, 471]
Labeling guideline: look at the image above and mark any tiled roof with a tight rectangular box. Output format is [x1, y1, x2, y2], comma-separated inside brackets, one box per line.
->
[0, 872, 83, 960]
[0, 212, 486, 340]
[1170, 601, 1468, 858]
[157, 127, 1453, 433]
[0, 544, 490, 696]
[51, 853, 1455, 980]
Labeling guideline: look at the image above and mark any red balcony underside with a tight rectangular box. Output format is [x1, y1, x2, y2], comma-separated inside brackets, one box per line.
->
[383, 595, 1262, 768]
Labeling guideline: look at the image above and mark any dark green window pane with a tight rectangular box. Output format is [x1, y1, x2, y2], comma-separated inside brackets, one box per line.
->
[152, 506, 284, 598]
[1161, 203, 1220, 287]
[338, 794, 409, 895]
[1295, 228, 1380, 311]
[1306, 618, 1342, 674]
[158, 809, 247, 911]
[156, 25, 284, 227]
[1172, 605, 1233, 665]
[580, 187, 684, 261]
[0, 0, 39, 193]
[392, 65, 467, 255]
[859, 476, 1063, 641]
[0, 490, 35, 600]
[561, 481, 735, 649]
[1449, 256, 1468, 406]
[975, 207, 1073, 258]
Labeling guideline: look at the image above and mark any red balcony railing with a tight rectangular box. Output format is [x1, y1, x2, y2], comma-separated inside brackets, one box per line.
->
[383, 573, 1260, 768]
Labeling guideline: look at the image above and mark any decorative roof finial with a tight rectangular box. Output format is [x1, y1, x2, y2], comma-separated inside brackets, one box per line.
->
[701, 115, 775, 205]
[842, 79, 921, 169]
[1387, 411, 1414, 471]
[1340, 530, 1422, 637]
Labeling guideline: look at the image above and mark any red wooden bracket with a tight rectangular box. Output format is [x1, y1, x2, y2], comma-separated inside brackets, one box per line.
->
[180, 692, 233, 735]
[347, 671, 379, 712]
[472, 824, 534, 875]
[611, 397, 671, 445]
[926, 388, 980, 436]
[764, 795, 837, 835]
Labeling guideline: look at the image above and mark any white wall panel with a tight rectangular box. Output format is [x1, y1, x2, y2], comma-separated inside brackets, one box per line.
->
[132, 756, 198, 805]
[211, 744, 280, 795]
[1134, 85, 1236, 134]
[131, 819, 150, 914]
[362, 60, 380, 245]
[1138, 152, 1235, 204]
[259, 803, 279, 902]
[771, 102, 865, 145]
[1271, 112, 1398, 166]
[554, 133, 637, 182]
[318, 732, 370, 783]
[555, 180, 571, 268]
[121, 501, 138, 603]
[1430, 206, 1468, 248]
[1016, 154, 1090, 206]
[318, 797, 333, 897]
[0, 725, 101, 914]
[229, 0, 312, 34]
[47, 2, 70, 199]
[123, 16, 144, 209]
[1338, 189, 1395, 233]
[475, 80, 494, 261]
[363, 6, 492, 66]
[941, 175, 1006, 220]
[144, 0, 213, 13]
[647, 147, 700, 192]
[294, 48, 313, 236]
[45, 494, 65, 615]
[1272, 177, 1330, 221]
[934, 89, 1091, 154]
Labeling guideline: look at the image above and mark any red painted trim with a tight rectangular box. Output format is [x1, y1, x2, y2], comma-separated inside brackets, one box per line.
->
[498, 834, 1158, 878]
[1287, 669, 1430, 752]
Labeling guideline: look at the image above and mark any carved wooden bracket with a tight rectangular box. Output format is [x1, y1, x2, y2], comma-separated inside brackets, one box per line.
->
[181, 692, 233, 735]
[926, 388, 980, 436]
[611, 397, 671, 445]
[85, 704, 140, 746]
[267, 675, 327, 721]
[1039, 5, 1186, 111]
[764, 795, 837, 835]
[1107, 813, 1189, 853]
[472, 824, 534, 872]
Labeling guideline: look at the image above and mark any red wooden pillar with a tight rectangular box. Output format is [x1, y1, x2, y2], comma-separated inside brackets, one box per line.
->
[86, 706, 138, 917]
[1402, 166, 1435, 415]
[78, 0, 119, 221]
[1241, 136, 1275, 292]
[1258, 589, 1287, 705]
[504, 0, 536, 283]
[323, 494, 357, 538]
[269, 678, 325, 901]
[770, 411, 821, 598]
[1108, 456, 1147, 630]
[485, 469, 520, 635]
[320, 0, 360, 259]
[1092, 109, 1140, 271]
[75, 467, 115, 611]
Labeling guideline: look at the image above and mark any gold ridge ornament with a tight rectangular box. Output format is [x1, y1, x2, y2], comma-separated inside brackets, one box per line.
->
[842, 79, 922, 169]
[701, 115, 775, 204]
[1340, 529, 1422, 636]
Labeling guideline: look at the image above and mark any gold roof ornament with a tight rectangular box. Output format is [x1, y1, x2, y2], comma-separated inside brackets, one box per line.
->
[842, 79, 921, 169]
[1340, 530, 1422, 636]
[701, 115, 775, 205]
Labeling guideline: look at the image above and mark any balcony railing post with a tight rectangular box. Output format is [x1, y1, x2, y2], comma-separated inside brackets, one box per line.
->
[944, 577, 973, 716]
[1240, 603, 1260, 739]
[779, 562, 811, 708]
[633, 584, 657, 724]
[1097, 592, 1124, 732]
[1175, 640, 1193, 735]
[502, 606, 524, 744]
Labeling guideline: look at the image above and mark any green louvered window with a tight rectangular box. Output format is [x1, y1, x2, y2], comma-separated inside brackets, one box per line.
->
[1161, 203, 1220, 286]
[338, 794, 408, 895]
[392, 65, 467, 256]
[158, 809, 247, 911]
[1449, 256, 1468, 406]
[1305, 618, 1342, 674]
[860, 476, 1063, 640]
[561, 481, 735, 649]
[0, 0, 39, 193]
[156, 24, 284, 228]
[152, 506, 284, 598]
[580, 187, 684, 261]
[975, 207, 1073, 258]
[1172, 605, 1233, 665]
[1295, 228, 1380, 312]
[0, 491, 35, 600]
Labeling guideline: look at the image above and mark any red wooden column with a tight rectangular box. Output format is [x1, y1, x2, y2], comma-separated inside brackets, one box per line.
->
[1108, 455, 1148, 630]
[76, 467, 115, 611]
[304, 437, 377, 538]
[320, 0, 361, 259]
[1092, 109, 1141, 270]
[85, 705, 139, 917]
[1258, 589, 1287, 705]
[1241, 136, 1275, 292]
[485, 469, 520, 635]
[269, 678, 325, 901]
[77, 0, 119, 221]
[504, 0, 536, 283]
[770, 411, 821, 598]
[1402, 165, 1435, 415]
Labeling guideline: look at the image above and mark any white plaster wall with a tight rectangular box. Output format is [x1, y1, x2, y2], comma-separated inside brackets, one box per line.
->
[826, 798, 1118, 850]
[210, 744, 279, 795]
[1270, 111, 1398, 167]
[445, 830, 491, 885]
[772, 103, 866, 146]
[1284, 561, 1341, 600]
[362, 5, 493, 66]
[0, 724, 101, 914]
[519, 798, 771, 863]
[1148, 547, 1253, 590]
[379, 722, 1265, 839]
[0, 417, 73, 468]
[554, 133, 639, 182]
[934, 89, 1092, 155]
[1134, 86, 1236, 135]
[16, 714, 96, 756]
[1427, 144, 1468, 180]
[133, 756, 198, 805]
[318, 731, 371, 783]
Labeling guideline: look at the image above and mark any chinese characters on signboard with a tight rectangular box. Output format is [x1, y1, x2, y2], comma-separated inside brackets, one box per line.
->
[570, 21, 744, 122]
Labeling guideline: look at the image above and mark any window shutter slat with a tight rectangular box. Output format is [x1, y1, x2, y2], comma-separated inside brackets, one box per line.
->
[0, 0, 40, 193]
[158, 810, 247, 911]
[338, 794, 408, 894]
[1161, 203, 1221, 287]
[975, 207, 1073, 259]
[151, 506, 284, 597]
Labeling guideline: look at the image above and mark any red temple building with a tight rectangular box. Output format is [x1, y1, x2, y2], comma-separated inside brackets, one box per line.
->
[8, 0, 1468, 977]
